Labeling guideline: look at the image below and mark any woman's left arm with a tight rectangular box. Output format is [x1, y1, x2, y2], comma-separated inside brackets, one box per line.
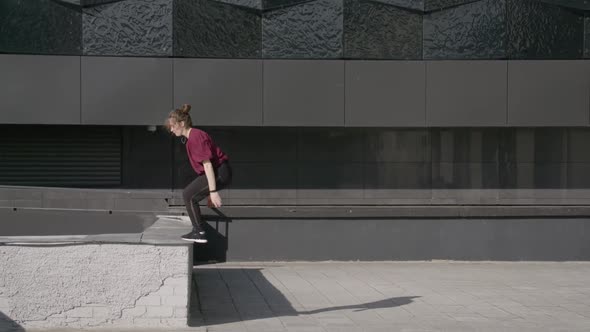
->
[203, 160, 222, 207]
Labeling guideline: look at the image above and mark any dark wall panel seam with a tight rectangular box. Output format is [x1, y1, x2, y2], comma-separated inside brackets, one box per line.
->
[424, 61, 428, 126]
[171, 58, 175, 190]
[262, 60, 265, 126]
[171, 58, 175, 110]
[505, 60, 508, 127]
[79, 56, 82, 124]
[343, 60, 346, 126]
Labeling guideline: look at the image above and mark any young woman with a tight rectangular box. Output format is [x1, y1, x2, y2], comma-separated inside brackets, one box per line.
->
[166, 104, 232, 243]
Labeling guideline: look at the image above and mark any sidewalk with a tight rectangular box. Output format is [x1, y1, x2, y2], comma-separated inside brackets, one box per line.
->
[190, 261, 590, 332]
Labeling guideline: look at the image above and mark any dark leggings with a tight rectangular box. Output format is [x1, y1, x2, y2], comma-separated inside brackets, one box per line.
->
[182, 162, 232, 232]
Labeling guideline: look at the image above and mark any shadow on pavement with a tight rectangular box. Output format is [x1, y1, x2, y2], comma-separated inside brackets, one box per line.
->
[0, 311, 24, 332]
[189, 267, 419, 327]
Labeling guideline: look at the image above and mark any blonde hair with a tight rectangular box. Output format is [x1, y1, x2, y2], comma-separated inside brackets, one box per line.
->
[165, 104, 192, 130]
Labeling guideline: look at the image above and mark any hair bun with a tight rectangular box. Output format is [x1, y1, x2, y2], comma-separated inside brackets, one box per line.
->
[180, 104, 191, 113]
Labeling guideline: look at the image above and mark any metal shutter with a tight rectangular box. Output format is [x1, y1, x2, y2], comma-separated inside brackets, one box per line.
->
[0, 125, 121, 187]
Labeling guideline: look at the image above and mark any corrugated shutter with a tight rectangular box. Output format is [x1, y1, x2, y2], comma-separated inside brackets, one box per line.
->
[0, 125, 121, 187]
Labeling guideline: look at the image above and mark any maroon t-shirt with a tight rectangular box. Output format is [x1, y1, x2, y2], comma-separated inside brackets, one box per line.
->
[185, 128, 229, 175]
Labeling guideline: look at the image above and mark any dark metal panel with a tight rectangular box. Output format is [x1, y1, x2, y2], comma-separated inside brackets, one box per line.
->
[0, 125, 121, 187]
[345, 61, 426, 126]
[426, 61, 507, 126]
[174, 59, 263, 126]
[507, 60, 589, 126]
[121, 126, 173, 189]
[81, 57, 173, 125]
[0, 55, 80, 124]
[225, 217, 590, 261]
[263, 60, 345, 126]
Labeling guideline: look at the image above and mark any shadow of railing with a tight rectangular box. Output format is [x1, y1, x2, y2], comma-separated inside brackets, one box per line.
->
[194, 208, 231, 264]
[189, 267, 419, 327]
[299, 297, 418, 315]
[0, 311, 24, 332]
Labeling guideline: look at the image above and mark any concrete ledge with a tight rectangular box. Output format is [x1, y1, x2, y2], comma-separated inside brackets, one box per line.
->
[0, 244, 192, 330]
[0, 209, 194, 329]
[0, 208, 192, 245]
[4, 186, 590, 211]
[187, 205, 590, 219]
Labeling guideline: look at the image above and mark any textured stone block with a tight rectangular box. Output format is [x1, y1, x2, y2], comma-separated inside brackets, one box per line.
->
[136, 295, 160, 306]
[65, 307, 93, 318]
[263, 0, 343, 58]
[166, 276, 188, 286]
[371, 0, 425, 11]
[371, 0, 480, 11]
[174, 286, 188, 296]
[160, 318, 188, 327]
[122, 306, 147, 317]
[424, 0, 506, 59]
[156, 286, 174, 295]
[1, 245, 189, 329]
[132, 318, 164, 327]
[539, 0, 590, 10]
[92, 307, 111, 319]
[507, 0, 584, 59]
[263, 0, 308, 9]
[344, 0, 422, 59]
[217, 0, 262, 9]
[174, 0, 261, 57]
[0, 0, 81, 55]
[173, 307, 188, 318]
[425, 0, 480, 11]
[83, 0, 173, 56]
[145, 306, 174, 318]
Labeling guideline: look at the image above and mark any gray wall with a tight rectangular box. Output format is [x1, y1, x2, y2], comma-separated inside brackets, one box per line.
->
[426, 61, 507, 126]
[221, 217, 590, 261]
[1, 55, 589, 127]
[3, 0, 588, 61]
[507, 60, 590, 126]
[174, 59, 263, 126]
[81, 57, 173, 125]
[345, 61, 425, 126]
[0, 55, 80, 124]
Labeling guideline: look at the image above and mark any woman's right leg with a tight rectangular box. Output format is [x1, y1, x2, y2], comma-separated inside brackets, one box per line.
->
[181, 162, 232, 242]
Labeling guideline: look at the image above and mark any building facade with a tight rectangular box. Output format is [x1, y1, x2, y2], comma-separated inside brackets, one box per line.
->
[1, 0, 590, 260]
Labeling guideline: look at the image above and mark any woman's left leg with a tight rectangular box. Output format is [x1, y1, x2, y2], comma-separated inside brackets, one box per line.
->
[181, 174, 209, 242]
